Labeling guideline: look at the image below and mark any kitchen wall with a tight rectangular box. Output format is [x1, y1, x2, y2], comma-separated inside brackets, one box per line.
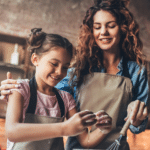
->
[0, 0, 93, 46]
[0, 0, 149, 60]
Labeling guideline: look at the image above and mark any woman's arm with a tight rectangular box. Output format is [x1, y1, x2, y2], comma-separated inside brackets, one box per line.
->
[125, 100, 148, 126]
[0, 69, 73, 100]
[125, 66, 149, 133]
[6, 90, 96, 143]
[67, 108, 112, 148]
[0, 72, 20, 100]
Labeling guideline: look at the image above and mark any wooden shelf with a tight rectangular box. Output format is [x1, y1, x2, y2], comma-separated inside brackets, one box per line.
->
[0, 61, 24, 73]
[0, 33, 26, 45]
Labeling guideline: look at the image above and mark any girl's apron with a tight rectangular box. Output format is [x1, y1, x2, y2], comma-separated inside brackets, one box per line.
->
[12, 77, 65, 150]
[66, 63, 133, 150]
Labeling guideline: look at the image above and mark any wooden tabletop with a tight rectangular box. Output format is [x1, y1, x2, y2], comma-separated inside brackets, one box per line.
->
[1, 118, 150, 150]
[0, 118, 6, 150]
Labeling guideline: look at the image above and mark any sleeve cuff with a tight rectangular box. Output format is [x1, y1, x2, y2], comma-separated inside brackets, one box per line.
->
[129, 117, 148, 134]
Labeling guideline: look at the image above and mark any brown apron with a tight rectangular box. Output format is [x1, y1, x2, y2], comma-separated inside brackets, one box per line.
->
[77, 72, 132, 150]
[12, 77, 65, 150]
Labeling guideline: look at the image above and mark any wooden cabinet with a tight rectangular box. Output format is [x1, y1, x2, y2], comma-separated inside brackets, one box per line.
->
[0, 33, 35, 118]
[0, 33, 35, 79]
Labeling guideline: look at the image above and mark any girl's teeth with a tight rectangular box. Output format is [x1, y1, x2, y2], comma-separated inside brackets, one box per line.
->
[51, 76, 58, 80]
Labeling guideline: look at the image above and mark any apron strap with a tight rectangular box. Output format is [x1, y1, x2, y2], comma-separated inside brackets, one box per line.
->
[26, 76, 65, 117]
[122, 57, 130, 78]
[53, 88, 65, 117]
[26, 76, 37, 114]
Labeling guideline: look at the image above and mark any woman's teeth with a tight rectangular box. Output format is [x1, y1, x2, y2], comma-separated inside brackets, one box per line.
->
[100, 38, 112, 43]
[100, 38, 111, 41]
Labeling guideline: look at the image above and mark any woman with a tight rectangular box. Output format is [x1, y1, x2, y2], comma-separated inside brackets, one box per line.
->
[57, 0, 149, 149]
[0, 0, 149, 149]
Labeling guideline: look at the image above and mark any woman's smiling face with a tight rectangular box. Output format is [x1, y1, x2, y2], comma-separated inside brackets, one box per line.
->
[93, 10, 120, 52]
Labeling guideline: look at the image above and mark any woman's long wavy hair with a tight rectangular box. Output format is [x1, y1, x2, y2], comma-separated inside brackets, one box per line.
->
[70, 0, 145, 88]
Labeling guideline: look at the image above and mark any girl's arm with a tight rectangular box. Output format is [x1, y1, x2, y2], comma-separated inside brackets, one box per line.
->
[5, 91, 96, 142]
[67, 108, 112, 148]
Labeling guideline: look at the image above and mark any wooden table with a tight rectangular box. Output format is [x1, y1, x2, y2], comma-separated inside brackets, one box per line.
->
[0, 118, 6, 150]
[127, 129, 150, 150]
[1, 118, 150, 150]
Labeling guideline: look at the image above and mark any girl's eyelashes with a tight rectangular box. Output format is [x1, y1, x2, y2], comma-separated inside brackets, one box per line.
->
[50, 62, 58, 66]
[50, 62, 69, 70]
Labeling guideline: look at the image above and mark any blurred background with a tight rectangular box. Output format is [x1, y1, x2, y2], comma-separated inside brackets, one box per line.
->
[0, 0, 150, 149]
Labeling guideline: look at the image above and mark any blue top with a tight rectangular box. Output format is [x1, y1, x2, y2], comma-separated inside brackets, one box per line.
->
[55, 58, 149, 134]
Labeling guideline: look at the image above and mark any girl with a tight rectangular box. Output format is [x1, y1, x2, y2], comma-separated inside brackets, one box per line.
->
[4, 28, 112, 150]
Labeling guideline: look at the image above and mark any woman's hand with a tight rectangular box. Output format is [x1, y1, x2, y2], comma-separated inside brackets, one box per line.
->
[63, 110, 97, 136]
[95, 110, 112, 134]
[124, 100, 148, 127]
[0, 72, 20, 100]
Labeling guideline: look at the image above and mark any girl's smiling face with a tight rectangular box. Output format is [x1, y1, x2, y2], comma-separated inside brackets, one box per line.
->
[93, 10, 120, 52]
[33, 47, 71, 90]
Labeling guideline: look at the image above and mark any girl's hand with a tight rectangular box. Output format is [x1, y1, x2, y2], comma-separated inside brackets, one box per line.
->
[95, 110, 112, 134]
[63, 110, 97, 136]
[0, 72, 20, 100]
[124, 100, 148, 127]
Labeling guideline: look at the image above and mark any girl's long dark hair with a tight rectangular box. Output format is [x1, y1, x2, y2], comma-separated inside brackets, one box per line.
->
[27, 28, 73, 58]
